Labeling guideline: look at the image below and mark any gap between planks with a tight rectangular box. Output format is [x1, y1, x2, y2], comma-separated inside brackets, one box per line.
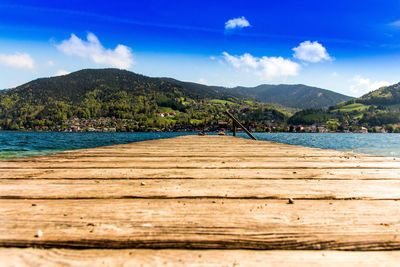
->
[1, 168, 399, 179]
[1, 248, 400, 267]
[1, 179, 400, 200]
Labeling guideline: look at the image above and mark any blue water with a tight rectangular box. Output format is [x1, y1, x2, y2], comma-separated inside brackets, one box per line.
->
[1, 132, 400, 160]
[0, 132, 198, 160]
[238, 132, 400, 157]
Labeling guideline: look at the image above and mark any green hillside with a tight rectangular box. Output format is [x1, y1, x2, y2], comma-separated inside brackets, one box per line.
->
[358, 83, 400, 105]
[0, 69, 288, 131]
[161, 79, 354, 109]
[289, 82, 400, 128]
[228, 84, 353, 109]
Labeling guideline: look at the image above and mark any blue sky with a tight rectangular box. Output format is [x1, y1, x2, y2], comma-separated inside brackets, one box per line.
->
[1, 0, 400, 96]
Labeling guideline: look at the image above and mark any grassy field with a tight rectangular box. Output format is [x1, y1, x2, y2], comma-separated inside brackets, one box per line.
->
[301, 113, 336, 123]
[385, 104, 400, 110]
[158, 107, 177, 113]
[332, 103, 370, 112]
[353, 113, 364, 119]
[189, 119, 203, 124]
[180, 97, 191, 105]
[210, 99, 236, 105]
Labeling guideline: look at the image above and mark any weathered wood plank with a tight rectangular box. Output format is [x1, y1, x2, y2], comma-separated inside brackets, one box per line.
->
[1, 179, 400, 199]
[2, 248, 400, 267]
[1, 168, 399, 179]
[9, 154, 390, 163]
[62, 147, 349, 153]
[2, 134, 400, 256]
[1, 199, 400, 250]
[3, 158, 399, 168]
[7, 156, 391, 163]
[16, 151, 365, 158]
[21, 135, 363, 158]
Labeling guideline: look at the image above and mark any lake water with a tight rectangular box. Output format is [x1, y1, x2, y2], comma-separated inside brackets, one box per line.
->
[246, 133, 400, 157]
[0, 132, 197, 160]
[1, 131, 400, 160]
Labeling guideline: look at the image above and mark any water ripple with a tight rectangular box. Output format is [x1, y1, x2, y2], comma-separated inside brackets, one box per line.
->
[0, 132, 399, 160]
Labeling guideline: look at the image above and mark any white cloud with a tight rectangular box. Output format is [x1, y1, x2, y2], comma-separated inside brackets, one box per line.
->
[197, 78, 208, 85]
[56, 33, 135, 69]
[391, 20, 400, 26]
[0, 53, 35, 69]
[331, 72, 339, 77]
[292, 41, 332, 63]
[54, 69, 70, 76]
[223, 51, 300, 80]
[225, 16, 250, 30]
[47, 60, 55, 67]
[350, 75, 391, 95]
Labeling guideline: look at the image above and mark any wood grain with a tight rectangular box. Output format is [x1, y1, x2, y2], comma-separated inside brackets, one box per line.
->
[1, 135, 400, 259]
[1, 179, 400, 199]
[4, 248, 400, 267]
[2, 248, 400, 267]
[1, 199, 400, 250]
[3, 160, 400, 169]
[1, 168, 399, 179]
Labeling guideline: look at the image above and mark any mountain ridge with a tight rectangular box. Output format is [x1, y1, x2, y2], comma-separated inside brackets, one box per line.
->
[1, 68, 353, 110]
[0, 68, 356, 131]
[160, 77, 352, 109]
[288, 82, 400, 127]
[227, 84, 353, 109]
[0, 68, 288, 131]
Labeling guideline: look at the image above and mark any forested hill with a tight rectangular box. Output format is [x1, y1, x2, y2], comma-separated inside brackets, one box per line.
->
[159, 78, 236, 100]
[161, 79, 353, 109]
[6, 68, 234, 104]
[357, 82, 400, 105]
[0, 68, 238, 120]
[0, 68, 355, 131]
[0, 68, 288, 131]
[227, 84, 353, 109]
[288, 82, 400, 127]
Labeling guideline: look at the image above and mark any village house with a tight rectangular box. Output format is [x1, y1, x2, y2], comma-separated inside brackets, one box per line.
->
[359, 127, 368, 133]
[157, 112, 177, 117]
[318, 126, 328, 133]
[70, 125, 80, 132]
[376, 126, 387, 133]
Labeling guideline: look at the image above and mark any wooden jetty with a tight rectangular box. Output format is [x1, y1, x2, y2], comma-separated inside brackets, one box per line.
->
[1, 135, 400, 265]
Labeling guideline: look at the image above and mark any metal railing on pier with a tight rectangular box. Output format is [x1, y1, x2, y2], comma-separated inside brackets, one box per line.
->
[225, 111, 257, 140]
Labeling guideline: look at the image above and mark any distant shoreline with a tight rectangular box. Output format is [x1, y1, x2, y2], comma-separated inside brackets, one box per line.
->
[0, 130, 393, 134]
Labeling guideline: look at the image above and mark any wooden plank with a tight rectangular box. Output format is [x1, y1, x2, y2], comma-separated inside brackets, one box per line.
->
[52, 145, 356, 152]
[1, 179, 400, 200]
[6, 154, 392, 163]
[1, 168, 399, 179]
[7, 156, 392, 163]
[2, 161, 399, 169]
[2, 248, 400, 267]
[23, 136, 362, 158]
[16, 151, 364, 158]
[2, 161, 400, 169]
[1, 199, 400, 250]
[69, 147, 340, 151]
[2, 134, 400, 256]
